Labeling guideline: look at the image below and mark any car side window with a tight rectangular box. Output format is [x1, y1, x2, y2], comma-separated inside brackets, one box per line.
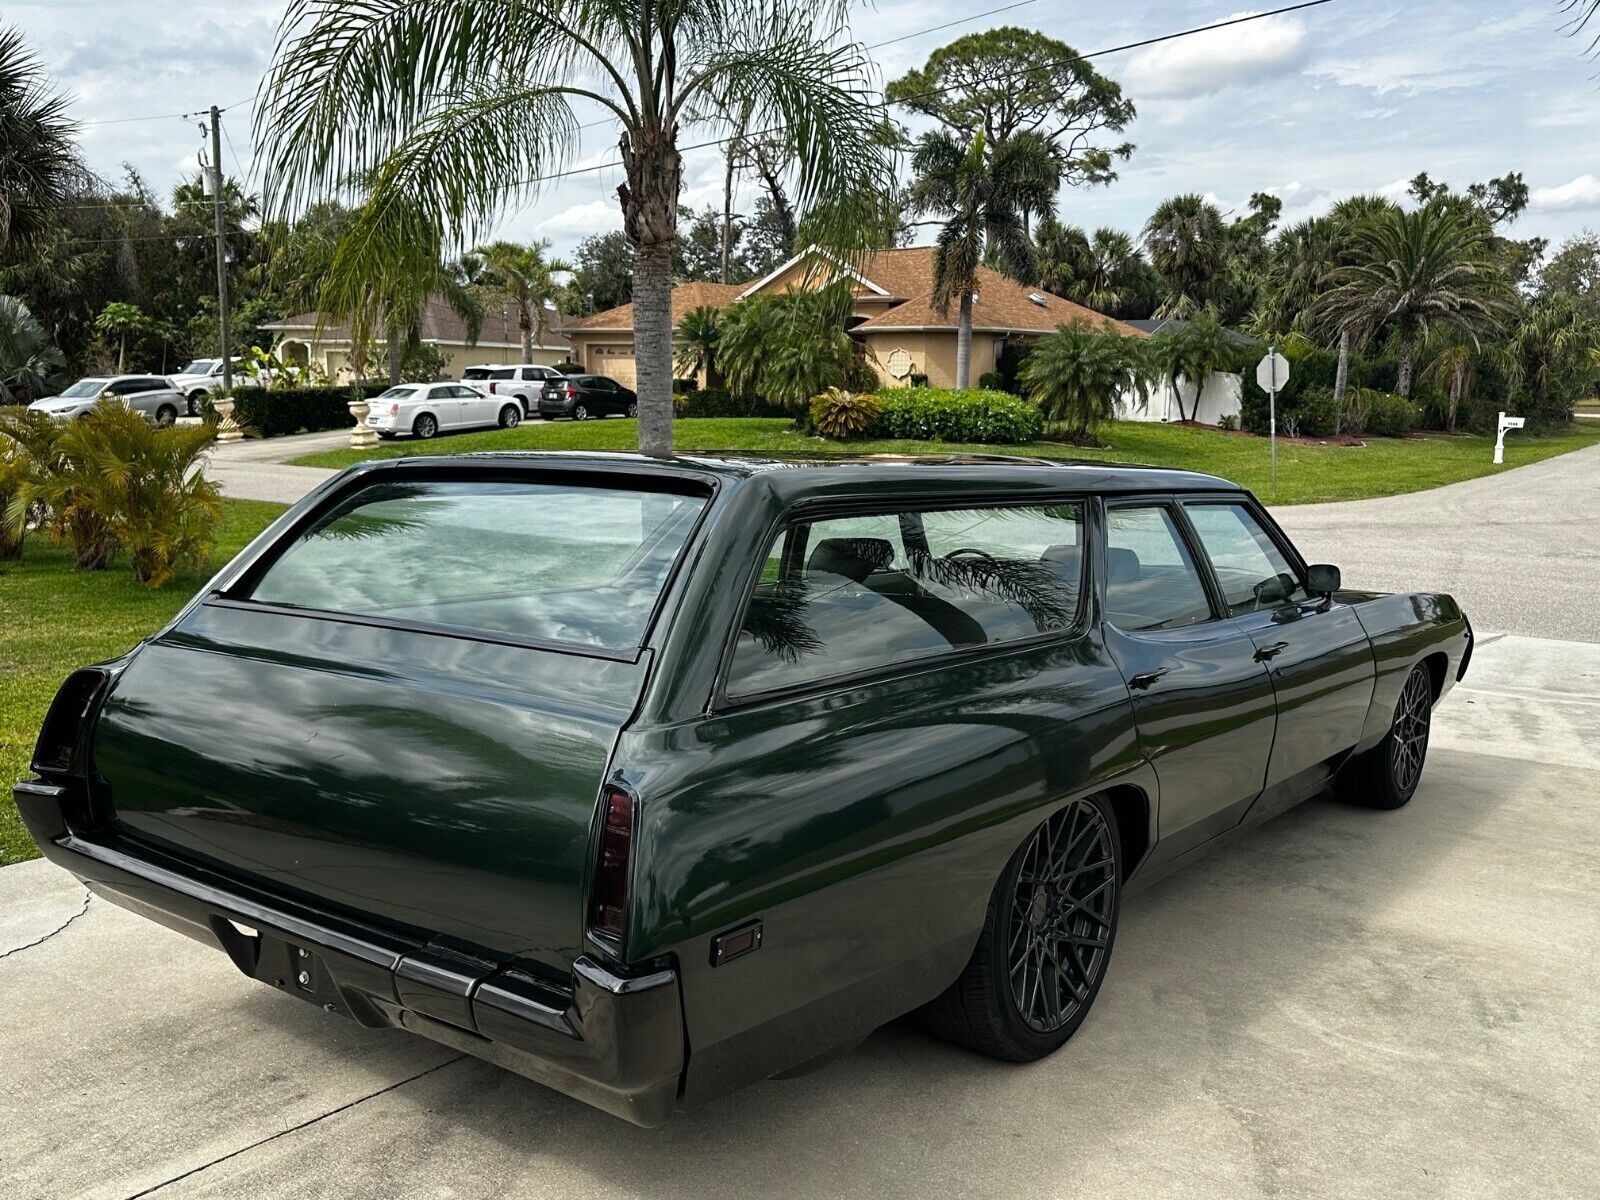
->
[726, 502, 1085, 699]
[1184, 502, 1308, 614]
[1103, 505, 1214, 632]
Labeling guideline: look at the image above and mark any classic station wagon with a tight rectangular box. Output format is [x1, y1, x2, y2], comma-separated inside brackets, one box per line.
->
[17, 453, 1472, 1126]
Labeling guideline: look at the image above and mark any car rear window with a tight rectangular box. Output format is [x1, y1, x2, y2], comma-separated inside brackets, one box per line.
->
[241, 478, 707, 653]
[726, 502, 1085, 698]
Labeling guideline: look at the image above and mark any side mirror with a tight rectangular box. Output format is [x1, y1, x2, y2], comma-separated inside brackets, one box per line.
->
[1306, 563, 1341, 597]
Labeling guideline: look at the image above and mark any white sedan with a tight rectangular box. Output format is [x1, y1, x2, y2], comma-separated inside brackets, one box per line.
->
[366, 382, 524, 440]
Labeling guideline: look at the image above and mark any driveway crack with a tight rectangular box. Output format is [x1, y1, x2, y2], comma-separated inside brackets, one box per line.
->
[120, 1054, 466, 1198]
[0, 890, 91, 961]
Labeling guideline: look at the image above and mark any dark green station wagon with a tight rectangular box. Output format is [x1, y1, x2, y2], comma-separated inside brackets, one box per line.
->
[17, 452, 1472, 1125]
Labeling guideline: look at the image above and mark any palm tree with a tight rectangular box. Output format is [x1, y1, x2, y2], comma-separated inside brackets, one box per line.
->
[1058, 226, 1145, 316]
[1146, 313, 1238, 423]
[0, 26, 84, 262]
[1021, 320, 1153, 439]
[1142, 194, 1226, 316]
[1319, 204, 1511, 398]
[93, 302, 148, 373]
[0, 294, 62, 401]
[257, 1, 892, 457]
[477, 239, 570, 363]
[674, 305, 723, 386]
[908, 130, 1055, 388]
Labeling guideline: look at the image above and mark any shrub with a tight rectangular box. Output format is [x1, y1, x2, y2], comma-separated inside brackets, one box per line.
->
[874, 388, 1043, 444]
[1217, 413, 1238, 431]
[674, 388, 789, 418]
[1021, 321, 1153, 438]
[977, 370, 1006, 391]
[226, 382, 390, 437]
[810, 388, 880, 440]
[0, 408, 62, 560]
[1291, 385, 1341, 438]
[1361, 390, 1418, 438]
[1240, 343, 1401, 435]
[18, 403, 221, 584]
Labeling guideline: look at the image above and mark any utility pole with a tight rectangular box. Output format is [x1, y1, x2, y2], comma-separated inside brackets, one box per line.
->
[209, 106, 233, 394]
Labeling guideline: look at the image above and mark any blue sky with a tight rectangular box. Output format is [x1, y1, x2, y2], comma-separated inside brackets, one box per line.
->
[10, 1, 1600, 258]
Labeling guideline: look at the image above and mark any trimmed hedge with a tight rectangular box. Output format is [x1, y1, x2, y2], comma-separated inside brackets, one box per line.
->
[674, 388, 790, 418]
[226, 383, 390, 438]
[872, 388, 1044, 444]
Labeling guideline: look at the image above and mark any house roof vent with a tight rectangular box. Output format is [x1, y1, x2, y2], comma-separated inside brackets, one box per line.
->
[1028, 292, 1048, 307]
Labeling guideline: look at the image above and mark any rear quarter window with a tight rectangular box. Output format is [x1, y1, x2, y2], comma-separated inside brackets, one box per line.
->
[726, 501, 1086, 699]
[239, 478, 708, 654]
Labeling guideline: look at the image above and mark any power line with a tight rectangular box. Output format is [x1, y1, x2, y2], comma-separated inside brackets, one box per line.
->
[76, 95, 252, 129]
[509, 0, 1336, 190]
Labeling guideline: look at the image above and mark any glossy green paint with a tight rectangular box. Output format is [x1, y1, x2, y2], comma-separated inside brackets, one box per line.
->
[35, 452, 1472, 1116]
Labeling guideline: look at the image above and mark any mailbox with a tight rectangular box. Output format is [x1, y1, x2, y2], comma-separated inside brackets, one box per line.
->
[1494, 411, 1526, 464]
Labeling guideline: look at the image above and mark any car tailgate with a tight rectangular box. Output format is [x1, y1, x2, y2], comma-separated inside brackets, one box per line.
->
[89, 602, 644, 976]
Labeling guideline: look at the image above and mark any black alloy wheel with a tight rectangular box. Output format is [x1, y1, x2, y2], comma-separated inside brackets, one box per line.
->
[1338, 663, 1434, 809]
[916, 794, 1122, 1060]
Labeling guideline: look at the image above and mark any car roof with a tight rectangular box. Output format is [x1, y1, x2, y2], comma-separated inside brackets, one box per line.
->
[355, 449, 1240, 496]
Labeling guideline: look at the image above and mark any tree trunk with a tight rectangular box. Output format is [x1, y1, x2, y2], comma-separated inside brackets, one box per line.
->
[619, 125, 682, 459]
[753, 144, 797, 250]
[720, 115, 744, 284]
[1447, 360, 1464, 432]
[519, 301, 534, 363]
[387, 327, 403, 386]
[1396, 334, 1413, 398]
[955, 289, 974, 390]
[118, 335, 127, 373]
[1332, 326, 1351, 408]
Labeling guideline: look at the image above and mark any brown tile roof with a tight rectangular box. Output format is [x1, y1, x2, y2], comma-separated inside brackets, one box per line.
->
[559, 247, 1138, 338]
[265, 296, 571, 351]
[565, 281, 746, 331]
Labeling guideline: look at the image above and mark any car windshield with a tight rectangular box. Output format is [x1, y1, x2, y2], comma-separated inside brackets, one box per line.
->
[245, 478, 709, 653]
[377, 386, 419, 400]
[179, 360, 217, 375]
[59, 379, 109, 398]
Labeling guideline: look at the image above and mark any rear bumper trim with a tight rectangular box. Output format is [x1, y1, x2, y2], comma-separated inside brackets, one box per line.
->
[15, 784, 685, 1127]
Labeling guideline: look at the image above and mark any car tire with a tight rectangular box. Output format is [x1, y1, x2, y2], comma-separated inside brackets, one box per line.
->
[155, 404, 178, 428]
[499, 404, 521, 429]
[186, 393, 203, 417]
[412, 413, 438, 440]
[1337, 663, 1433, 810]
[626, 401, 638, 418]
[573, 404, 589, 421]
[915, 794, 1121, 1062]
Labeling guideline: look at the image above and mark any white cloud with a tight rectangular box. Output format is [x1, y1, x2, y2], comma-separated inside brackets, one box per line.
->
[1531, 174, 1600, 211]
[539, 199, 619, 237]
[1121, 12, 1307, 100]
[1308, 53, 1495, 95]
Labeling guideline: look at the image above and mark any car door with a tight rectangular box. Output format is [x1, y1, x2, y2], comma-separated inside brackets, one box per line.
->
[428, 383, 466, 429]
[1098, 499, 1278, 869]
[1180, 498, 1376, 817]
[455, 382, 496, 426]
[586, 376, 615, 414]
[636, 495, 1145, 1097]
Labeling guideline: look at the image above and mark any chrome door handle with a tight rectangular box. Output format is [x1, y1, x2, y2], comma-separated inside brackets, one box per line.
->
[1254, 641, 1290, 663]
[1127, 668, 1170, 691]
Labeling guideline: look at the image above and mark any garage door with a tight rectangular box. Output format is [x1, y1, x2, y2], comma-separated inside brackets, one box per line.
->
[593, 345, 637, 390]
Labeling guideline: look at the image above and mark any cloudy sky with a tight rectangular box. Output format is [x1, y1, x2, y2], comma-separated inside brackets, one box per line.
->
[11, 1, 1600, 257]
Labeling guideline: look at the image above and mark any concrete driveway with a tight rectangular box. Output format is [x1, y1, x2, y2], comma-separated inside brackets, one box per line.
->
[3, 630, 1597, 1199]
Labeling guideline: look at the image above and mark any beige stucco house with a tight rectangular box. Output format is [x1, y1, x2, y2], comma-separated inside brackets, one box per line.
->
[264, 296, 572, 382]
[564, 245, 1140, 390]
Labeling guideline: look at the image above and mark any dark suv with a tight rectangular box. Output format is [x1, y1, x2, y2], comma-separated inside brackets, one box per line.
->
[537, 374, 638, 420]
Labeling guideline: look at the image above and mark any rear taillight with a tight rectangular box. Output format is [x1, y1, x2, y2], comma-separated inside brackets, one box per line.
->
[564, 385, 577, 398]
[33, 668, 112, 777]
[489, 381, 498, 393]
[388, 403, 399, 416]
[588, 785, 636, 945]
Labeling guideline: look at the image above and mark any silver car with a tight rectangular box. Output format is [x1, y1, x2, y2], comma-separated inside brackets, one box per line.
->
[28, 376, 188, 426]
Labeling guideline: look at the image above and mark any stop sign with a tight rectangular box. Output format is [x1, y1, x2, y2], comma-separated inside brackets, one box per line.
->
[1256, 350, 1291, 393]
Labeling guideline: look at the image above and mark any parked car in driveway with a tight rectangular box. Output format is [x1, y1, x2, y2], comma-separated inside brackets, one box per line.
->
[537, 373, 637, 420]
[16, 454, 1471, 1127]
[168, 358, 258, 414]
[27, 376, 187, 425]
[365, 380, 523, 439]
[463, 363, 566, 414]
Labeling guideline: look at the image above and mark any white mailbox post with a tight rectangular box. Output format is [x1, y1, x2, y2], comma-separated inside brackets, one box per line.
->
[1494, 412, 1525, 464]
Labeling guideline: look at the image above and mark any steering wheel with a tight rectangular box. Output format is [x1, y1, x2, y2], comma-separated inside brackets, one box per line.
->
[944, 547, 998, 565]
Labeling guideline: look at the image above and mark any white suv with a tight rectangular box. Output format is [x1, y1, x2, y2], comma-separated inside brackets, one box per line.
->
[168, 358, 259, 414]
[463, 364, 566, 415]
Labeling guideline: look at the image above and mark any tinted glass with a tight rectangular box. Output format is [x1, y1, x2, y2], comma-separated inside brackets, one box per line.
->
[180, 360, 216, 375]
[377, 386, 418, 400]
[461, 367, 492, 380]
[727, 503, 1085, 698]
[1103, 506, 1213, 631]
[246, 479, 707, 653]
[489, 368, 516, 379]
[1185, 502, 1307, 613]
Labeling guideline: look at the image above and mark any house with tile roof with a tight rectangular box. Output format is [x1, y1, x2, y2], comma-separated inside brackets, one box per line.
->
[563, 245, 1141, 391]
[264, 295, 572, 382]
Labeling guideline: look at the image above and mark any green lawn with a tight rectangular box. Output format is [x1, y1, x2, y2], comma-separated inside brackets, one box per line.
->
[1, 500, 287, 865]
[293, 417, 1600, 505]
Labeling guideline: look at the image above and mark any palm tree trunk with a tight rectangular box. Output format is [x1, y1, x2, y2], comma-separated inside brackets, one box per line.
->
[118, 334, 127, 373]
[1332, 327, 1351, 408]
[955, 290, 974, 389]
[519, 302, 534, 364]
[1447, 360, 1464, 432]
[387, 327, 403, 386]
[620, 125, 682, 459]
[1396, 334, 1414, 398]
